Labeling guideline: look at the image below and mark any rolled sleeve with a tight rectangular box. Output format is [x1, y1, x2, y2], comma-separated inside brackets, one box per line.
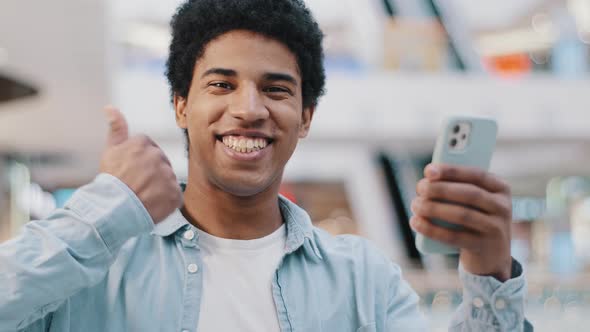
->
[451, 259, 527, 331]
[65, 173, 154, 255]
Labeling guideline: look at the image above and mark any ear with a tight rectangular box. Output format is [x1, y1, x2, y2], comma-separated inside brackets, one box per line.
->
[174, 94, 188, 129]
[298, 105, 315, 138]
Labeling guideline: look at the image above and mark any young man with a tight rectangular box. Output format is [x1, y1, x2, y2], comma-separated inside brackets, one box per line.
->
[0, 0, 530, 331]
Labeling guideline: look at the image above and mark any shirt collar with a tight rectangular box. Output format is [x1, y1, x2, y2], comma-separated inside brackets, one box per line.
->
[151, 209, 189, 237]
[278, 195, 323, 260]
[150, 194, 323, 261]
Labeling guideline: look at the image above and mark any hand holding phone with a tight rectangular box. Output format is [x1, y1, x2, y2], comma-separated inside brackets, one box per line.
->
[411, 116, 513, 280]
[414, 116, 497, 254]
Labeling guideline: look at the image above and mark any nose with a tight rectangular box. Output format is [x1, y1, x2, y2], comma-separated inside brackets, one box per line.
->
[228, 82, 269, 123]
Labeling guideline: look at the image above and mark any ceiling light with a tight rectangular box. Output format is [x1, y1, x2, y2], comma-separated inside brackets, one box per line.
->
[569, 0, 590, 32]
[477, 28, 556, 56]
[532, 13, 553, 34]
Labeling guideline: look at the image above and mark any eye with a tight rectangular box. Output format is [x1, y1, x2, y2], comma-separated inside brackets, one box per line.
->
[209, 82, 233, 90]
[264, 86, 292, 94]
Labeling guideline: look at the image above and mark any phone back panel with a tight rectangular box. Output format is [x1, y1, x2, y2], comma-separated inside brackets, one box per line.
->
[415, 116, 498, 254]
[432, 116, 497, 170]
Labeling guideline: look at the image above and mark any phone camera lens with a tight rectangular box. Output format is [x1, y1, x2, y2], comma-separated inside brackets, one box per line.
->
[461, 134, 466, 140]
[450, 138, 458, 147]
[453, 125, 461, 134]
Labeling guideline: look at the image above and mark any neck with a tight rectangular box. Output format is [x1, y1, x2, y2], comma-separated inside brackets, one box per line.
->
[181, 169, 284, 240]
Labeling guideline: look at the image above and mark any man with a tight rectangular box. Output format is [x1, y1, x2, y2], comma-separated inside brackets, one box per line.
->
[0, 0, 530, 331]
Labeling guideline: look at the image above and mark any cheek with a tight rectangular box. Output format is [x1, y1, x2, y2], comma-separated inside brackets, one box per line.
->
[271, 105, 302, 134]
[188, 95, 226, 125]
[273, 111, 302, 161]
[185, 111, 215, 155]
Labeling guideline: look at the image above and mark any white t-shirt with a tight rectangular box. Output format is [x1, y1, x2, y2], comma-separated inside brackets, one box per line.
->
[195, 224, 287, 332]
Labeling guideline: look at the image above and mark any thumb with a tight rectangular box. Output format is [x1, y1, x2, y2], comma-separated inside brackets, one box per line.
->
[104, 106, 129, 146]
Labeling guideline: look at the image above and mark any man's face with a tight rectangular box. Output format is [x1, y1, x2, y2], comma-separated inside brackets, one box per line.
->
[175, 30, 314, 197]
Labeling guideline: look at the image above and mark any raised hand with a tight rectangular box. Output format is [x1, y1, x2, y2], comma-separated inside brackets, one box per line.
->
[99, 106, 183, 223]
[410, 164, 513, 281]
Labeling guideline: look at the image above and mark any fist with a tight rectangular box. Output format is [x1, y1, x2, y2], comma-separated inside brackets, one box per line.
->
[99, 106, 183, 223]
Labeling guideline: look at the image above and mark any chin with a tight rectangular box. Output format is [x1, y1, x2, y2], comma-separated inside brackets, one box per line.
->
[214, 174, 277, 198]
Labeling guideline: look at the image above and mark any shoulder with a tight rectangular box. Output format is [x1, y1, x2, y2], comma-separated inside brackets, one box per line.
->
[109, 233, 170, 270]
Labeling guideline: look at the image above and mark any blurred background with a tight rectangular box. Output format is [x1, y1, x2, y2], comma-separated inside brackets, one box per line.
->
[2, 0, 590, 329]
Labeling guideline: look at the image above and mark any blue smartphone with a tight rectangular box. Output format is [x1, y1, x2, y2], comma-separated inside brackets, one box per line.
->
[415, 116, 498, 254]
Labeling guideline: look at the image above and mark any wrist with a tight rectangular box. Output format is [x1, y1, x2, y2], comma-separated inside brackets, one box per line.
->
[461, 252, 513, 282]
[488, 265, 512, 282]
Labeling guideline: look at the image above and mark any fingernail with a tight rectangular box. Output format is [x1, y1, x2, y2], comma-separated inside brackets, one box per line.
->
[426, 165, 440, 179]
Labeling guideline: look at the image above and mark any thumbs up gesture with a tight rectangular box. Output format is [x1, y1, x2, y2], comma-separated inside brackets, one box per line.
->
[99, 106, 183, 223]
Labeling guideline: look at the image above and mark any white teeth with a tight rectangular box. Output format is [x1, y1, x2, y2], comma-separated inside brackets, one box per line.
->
[220, 135, 270, 153]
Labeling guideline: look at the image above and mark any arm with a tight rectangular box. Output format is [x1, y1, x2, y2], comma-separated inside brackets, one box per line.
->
[411, 164, 533, 332]
[0, 106, 181, 331]
[450, 259, 532, 331]
[0, 174, 153, 331]
[380, 260, 532, 332]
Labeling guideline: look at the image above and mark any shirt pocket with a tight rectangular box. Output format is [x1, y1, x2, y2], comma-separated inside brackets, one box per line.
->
[356, 322, 376, 332]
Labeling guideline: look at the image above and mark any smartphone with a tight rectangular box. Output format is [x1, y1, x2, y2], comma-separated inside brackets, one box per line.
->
[415, 115, 498, 254]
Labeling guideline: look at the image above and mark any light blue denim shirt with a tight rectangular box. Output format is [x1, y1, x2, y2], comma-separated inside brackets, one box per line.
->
[0, 174, 531, 331]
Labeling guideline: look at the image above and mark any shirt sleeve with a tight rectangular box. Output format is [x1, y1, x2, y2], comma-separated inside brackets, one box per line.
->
[0, 173, 153, 331]
[450, 258, 533, 332]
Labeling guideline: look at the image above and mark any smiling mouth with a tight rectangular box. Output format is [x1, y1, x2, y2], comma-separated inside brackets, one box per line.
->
[216, 135, 274, 153]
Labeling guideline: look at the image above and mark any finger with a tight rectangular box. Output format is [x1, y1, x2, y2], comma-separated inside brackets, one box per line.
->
[410, 215, 481, 251]
[129, 134, 158, 148]
[157, 147, 173, 167]
[410, 197, 493, 234]
[416, 179, 511, 216]
[131, 135, 172, 167]
[424, 163, 510, 194]
[104, 106, 129, 147]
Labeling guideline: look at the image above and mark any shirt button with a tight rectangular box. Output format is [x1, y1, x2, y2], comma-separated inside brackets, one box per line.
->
[495, 298, 506, 310]
[187, 263, 199, 274]
[183, 230, 195, 240]
[472, 297, 485, 308]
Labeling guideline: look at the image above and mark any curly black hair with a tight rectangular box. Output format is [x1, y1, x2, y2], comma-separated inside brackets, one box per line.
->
[165, 0, 326, 109]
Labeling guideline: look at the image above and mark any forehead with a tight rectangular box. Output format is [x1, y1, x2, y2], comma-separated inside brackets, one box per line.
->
[194, 30, 300, 81]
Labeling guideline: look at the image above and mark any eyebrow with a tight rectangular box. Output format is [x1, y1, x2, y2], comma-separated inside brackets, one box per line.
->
[263, 72, 297, 86]
[201, 67, 297, 85]
[201, 68, 237, 78]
